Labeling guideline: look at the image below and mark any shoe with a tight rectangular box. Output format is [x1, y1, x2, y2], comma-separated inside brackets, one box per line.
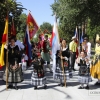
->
[14, 86, 18, 90]
[59, 83, 63, 87]
[50, 71, 53, 73]
[34, 86, 37, 90]
[7, 85, 13, 89]
[95, 82, 100, 85]
[73, 69, 76, 71]
[44, 85, 47, 89]
[78, 86, 84, 89]
[85, 85, 89, 89]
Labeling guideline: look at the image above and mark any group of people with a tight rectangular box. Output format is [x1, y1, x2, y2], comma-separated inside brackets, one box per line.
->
[1, 33, 100, 90]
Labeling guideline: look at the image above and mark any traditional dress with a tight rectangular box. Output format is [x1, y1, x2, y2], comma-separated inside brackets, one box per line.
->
[82, 42, 91, 59]
[90, 43, 100, 84]
[55, 46, 70, 86]
[3, 45, 23, 84]
[41, 40, 52, 72]
[78, 57, 92, 89]
[31, 58, 47, 89]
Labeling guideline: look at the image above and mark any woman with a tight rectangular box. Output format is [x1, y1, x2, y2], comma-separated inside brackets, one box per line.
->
[55, 39, 70, 86]
[76, 51, 92, 89]
[90, 36, 100, 85]
[3, 36, 23, 90]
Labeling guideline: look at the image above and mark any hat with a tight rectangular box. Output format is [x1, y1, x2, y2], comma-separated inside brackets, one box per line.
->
[84, 37, 88, 40]
[72, 36, 76, 40]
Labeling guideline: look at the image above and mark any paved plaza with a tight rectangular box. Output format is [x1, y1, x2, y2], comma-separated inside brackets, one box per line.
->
[0, 66, 100, 100]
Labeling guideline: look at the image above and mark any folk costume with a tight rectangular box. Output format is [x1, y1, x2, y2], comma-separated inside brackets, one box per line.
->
[90, 41, 100, 85]
[77, 57, 92, 89]
[31, 58, 47, 89]
[82, 36, 91, 59]
[3, 44, 23, 90]
[41, 39, 52, 72]
[55, 46, 70, 86]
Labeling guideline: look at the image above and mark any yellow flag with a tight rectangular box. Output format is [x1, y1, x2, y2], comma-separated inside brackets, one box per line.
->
[0, 17, 8, 69]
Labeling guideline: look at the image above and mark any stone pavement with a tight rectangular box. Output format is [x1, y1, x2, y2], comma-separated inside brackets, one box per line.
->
[0, 66, 100, 100]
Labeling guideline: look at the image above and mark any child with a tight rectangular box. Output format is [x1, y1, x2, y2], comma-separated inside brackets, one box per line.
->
[76, 51, 92, 89]
[21, 53, 28, 71]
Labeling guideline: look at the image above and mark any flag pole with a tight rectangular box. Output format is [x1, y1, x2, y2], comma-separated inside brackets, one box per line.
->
[6, 13, 9, 90]
[55, 13, 66, 87]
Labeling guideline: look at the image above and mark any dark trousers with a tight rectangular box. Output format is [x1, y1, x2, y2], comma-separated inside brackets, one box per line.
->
[70, 52, 76, 70]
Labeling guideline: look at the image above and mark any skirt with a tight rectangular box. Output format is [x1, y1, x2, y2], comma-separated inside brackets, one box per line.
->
[55, 67, 70, 80]
[31, 71, 46, 86]
[3, 66, 24, 83]
[78, 75, 92, 84]
[90, 54, 100, 79]
[41, 52, 50, 62]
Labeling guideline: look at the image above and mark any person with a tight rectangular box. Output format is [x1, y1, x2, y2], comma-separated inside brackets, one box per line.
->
[82, 35, 91, 59]
[21, 53, 28, 71]
[76, 51, 92, 89]
[90, 35, 100, 85]
[15, 37, 25, 51]
[55, 39, 70, 86]
[3, 36, 23, 90]
[69, 36, 78, 71]
[41, 35, 52, 73]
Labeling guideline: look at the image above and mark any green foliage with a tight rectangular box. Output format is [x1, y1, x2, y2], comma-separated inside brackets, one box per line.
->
[33, 22, 52, 43]
[17, 13, 27, 41]
[0, 0, 26, 42]
[51, 0, 100, 42]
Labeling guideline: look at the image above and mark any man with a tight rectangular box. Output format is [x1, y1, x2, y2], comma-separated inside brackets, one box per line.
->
[41, 35, 52, 73]
[69, 36, 78, 71]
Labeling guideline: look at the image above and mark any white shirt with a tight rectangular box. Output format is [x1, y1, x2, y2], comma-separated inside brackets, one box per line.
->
[87, 42, 91, 55]
[15, 40, 25, 50]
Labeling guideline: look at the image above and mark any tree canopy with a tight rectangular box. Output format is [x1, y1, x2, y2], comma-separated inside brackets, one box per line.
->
[0, 0, 26, 41]
[51, 0, 100, 41]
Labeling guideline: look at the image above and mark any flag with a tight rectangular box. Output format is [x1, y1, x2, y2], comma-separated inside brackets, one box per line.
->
[74, 26, 78, 58]
[27, 12, 39, 39]
[0, 17, 8, 69]
[51, 15, 60, 78]
[80, 27, 83, 43]
[24, 25, 32, 65]
[11, 18, 16, 36]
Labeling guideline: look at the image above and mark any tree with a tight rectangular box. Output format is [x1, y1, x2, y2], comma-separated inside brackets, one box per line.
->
[0, 0, 26, 42]
[16, 13, 27, 41]
[51, 0, 100, 41]
[32, 22, 52, 43]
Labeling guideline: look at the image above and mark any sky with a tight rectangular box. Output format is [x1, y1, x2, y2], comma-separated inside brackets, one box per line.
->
[17, 0, 55, 26]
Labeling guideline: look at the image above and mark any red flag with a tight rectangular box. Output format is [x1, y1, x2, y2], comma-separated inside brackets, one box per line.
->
[27, 13, 39, 39]
[11, 19, 16, 36]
